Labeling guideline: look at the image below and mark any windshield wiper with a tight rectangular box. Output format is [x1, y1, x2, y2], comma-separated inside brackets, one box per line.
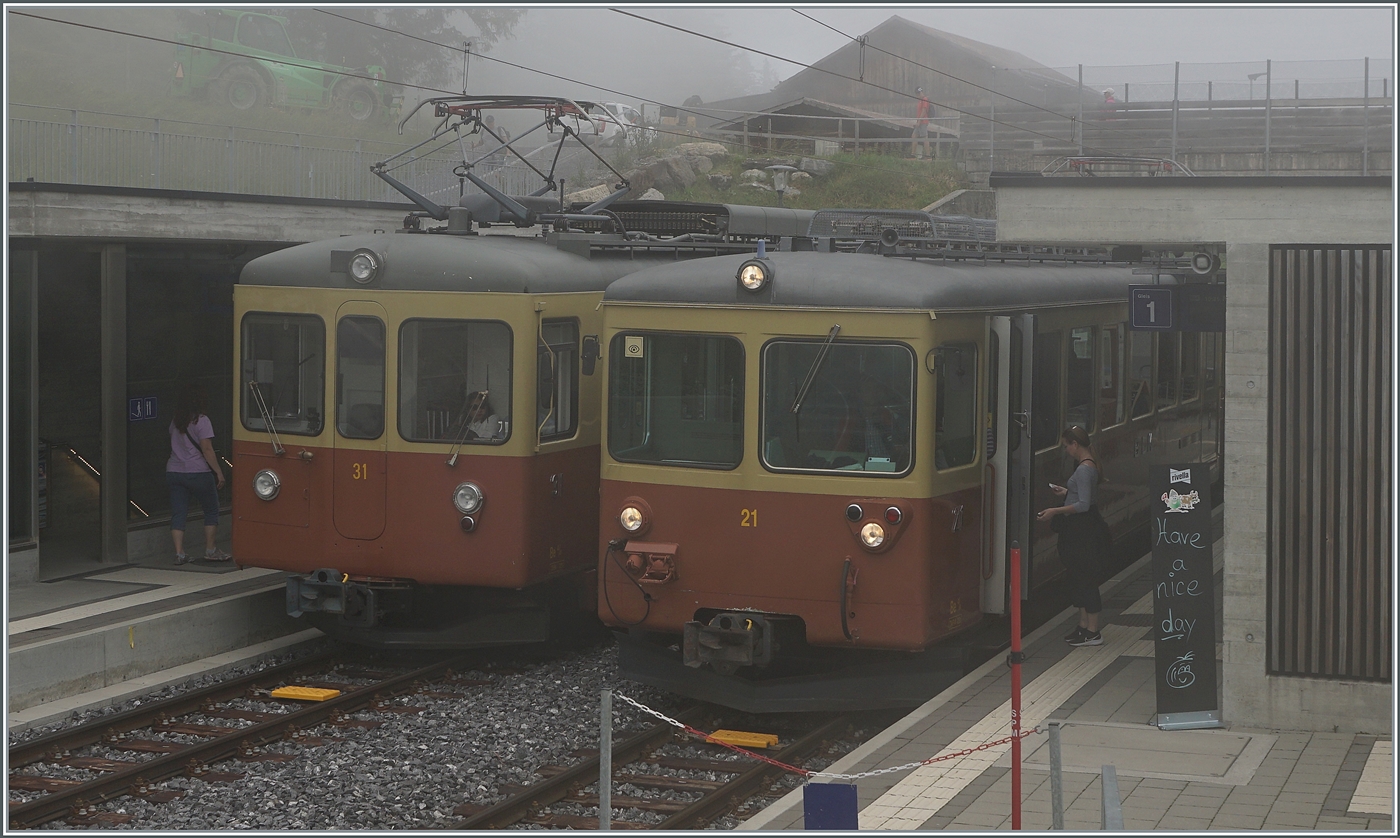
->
[790, 324, 841, 415]
[247, 380, 286, 455]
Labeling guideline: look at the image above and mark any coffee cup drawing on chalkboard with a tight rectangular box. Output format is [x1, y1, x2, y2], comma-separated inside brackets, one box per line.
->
[1161, 489, 1201, 513]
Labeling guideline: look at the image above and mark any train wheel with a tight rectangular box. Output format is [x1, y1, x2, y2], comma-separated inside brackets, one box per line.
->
[219, 65, 267, 111]
[335, 81, 378, 122]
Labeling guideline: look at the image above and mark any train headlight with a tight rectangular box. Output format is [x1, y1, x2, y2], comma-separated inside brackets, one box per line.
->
[452, 482, 485, 515]
[348, 249, 381, 284]
[860, 522, 886, 548]
[619, 506, 645, 532]
[253, 469, 281, 501]
[737, 260, 771, 292]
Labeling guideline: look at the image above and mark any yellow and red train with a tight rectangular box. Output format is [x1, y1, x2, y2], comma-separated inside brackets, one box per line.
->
[595, 211, 1223, 709]
[230, 201, 812, 646]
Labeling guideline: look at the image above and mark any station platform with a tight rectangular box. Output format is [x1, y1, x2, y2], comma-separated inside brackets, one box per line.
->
[7, 550, 321, 734]
[743, 525, 1394, 831]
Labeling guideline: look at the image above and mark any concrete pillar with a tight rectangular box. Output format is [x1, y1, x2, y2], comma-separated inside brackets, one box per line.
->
[100, 243, 128, 564]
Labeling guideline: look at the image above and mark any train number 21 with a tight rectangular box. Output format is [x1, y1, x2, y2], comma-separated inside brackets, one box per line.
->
[740, 508, 758, 527]
[351, 462, 370, 480]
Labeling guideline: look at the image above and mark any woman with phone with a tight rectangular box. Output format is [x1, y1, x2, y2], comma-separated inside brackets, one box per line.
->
[1035, 425, 1111, 646]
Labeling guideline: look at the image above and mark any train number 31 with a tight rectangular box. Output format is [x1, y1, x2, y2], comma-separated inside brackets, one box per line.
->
[740, 508, 758, 527]
[351, 462, 370, 480]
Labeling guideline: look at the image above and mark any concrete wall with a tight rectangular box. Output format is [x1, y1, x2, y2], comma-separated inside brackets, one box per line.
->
[993, 176, 1393, 734]
[9, 183, 415, 244]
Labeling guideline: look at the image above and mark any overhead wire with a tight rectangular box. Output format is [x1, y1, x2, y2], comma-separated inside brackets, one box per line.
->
[787, 8, 1160, 147]
[612, 8, 1136, 158]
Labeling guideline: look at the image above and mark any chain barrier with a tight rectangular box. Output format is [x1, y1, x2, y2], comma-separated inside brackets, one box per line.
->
[613, 692, 1042, 782]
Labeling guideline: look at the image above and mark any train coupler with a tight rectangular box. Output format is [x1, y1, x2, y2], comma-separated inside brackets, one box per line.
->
[286, 569, 379, 628]
[683, 613, 775, 675]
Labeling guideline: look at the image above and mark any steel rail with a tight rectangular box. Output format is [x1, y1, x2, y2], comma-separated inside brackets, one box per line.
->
[9, 650, 335, 767]
[8, 655, 472, 830]
[451, 706, 710, 830]
[655, 714, 851, 829]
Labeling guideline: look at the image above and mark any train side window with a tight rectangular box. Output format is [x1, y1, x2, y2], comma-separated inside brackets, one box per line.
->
[608, 333, 744, 469]
[1179, 332, 1201, 402]
[1202, 332, 1219, 391]
[1064, 327, 1094, 433]
[1031, 330, 1061, 450]
[398, 319, 512, 444]
[761, 341, 914, 475]
[936, 342, 978, 470]
[1097, 324, 1125, 429]
[1128, 331, 1153, 419]
[538, 320, 579, 441]
[1156, 331, 1179, 411]
[241, 313, 325, 436]
[336, 316, 386, 439]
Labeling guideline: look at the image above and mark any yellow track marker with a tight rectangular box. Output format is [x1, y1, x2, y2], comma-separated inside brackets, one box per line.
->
[706, 729, 779, 749]
[270, 686, 341, 701]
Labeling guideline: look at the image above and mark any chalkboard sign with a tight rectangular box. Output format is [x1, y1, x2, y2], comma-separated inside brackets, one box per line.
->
[1149, 464, 1221, 730]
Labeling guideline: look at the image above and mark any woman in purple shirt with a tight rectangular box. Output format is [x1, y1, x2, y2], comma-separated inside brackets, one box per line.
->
[167, 383, 230, 564]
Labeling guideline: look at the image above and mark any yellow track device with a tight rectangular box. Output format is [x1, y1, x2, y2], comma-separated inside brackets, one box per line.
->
[270, 686, 341, 701]
[705, 729, 779, 749]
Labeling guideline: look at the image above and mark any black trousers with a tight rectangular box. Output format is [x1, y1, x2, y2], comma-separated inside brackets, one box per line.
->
[1057, 508, 1108, 615]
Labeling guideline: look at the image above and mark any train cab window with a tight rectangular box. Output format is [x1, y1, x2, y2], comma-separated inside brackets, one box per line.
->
[336, 316, 385, 439]
[1031, 331, 1061, 450]
[398, 319, 512, 444]
[1098, 324, 1125, 429]
[538, 320, 579, 441]
[241, 313, 325, 435]
[761, 341, 914, 475]
[935, 343, 978, 469]
[1128, 331, 1153, 419]
[1179, 332, 1201, 402]
[1064, 327, 1095, 433]
[1156, 331, 1179, 411]
[608, 333, 744, 469]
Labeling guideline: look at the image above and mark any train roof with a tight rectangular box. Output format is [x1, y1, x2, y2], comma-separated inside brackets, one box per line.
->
[240, 231, 664, 294]
[602, 250, 1149, 312]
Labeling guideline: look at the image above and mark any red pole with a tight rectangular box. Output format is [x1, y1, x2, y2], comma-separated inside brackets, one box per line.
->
[1009, 541, 1023, 830]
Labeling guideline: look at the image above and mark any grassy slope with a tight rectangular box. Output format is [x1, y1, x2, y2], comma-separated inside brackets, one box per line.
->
[639, 146, 968, 211]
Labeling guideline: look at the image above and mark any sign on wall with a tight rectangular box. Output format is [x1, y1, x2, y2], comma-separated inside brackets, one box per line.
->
[1149, 463, 1222, 730]
[1129, 285, 1225, 332]
[129, 396, 158, 422]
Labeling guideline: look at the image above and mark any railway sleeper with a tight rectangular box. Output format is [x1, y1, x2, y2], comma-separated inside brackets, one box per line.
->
[523, 813, 650, 829]
[569, 793, 692, 813]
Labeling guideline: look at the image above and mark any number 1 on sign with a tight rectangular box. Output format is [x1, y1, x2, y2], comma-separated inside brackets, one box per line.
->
[1146, 300, 1156, 323]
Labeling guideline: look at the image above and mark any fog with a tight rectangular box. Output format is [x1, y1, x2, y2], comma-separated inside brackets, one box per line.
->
[5, 5, 1393, 132]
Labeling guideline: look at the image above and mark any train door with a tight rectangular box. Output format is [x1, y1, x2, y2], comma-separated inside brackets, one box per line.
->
[982, 314, 1035, 614]
[332, 302, 388, 540]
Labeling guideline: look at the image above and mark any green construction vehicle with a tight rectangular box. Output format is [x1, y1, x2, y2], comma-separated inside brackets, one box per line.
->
[173, 9, 399, 122]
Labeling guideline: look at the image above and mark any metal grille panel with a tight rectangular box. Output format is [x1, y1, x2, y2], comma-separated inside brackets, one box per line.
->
[1268, 245, 1392, 681]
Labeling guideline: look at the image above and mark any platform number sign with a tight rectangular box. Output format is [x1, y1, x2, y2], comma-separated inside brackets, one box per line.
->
[1129, 286, 1174, 331]
[129, 396, 158, 422]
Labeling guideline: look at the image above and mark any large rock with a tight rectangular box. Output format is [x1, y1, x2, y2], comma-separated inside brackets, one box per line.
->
[708, 173, 732, 189]
[638, 188, 665, 200]
[740, 168, 768, 183]
[799, 157, 836, 176]
[656, 155, 697, 192]
[671, 141, 728, 162]
[564, 184, 613, 204]
[685, 155, 714, 175]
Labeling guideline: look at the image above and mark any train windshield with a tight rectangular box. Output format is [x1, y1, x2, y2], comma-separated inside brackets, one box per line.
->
[761, 342, 914, 475]
[608, 333, 744, 469]
[399, 319, 513, 444]
[240, 313, 325, 436]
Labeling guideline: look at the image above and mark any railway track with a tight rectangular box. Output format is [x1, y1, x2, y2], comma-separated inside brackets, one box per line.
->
[452, 705, 857, 830]
[7, 653, 480, 829]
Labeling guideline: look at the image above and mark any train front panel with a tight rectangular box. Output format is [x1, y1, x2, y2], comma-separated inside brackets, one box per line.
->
[596, 306, 989, 652]
[232, 285, 603, 591]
